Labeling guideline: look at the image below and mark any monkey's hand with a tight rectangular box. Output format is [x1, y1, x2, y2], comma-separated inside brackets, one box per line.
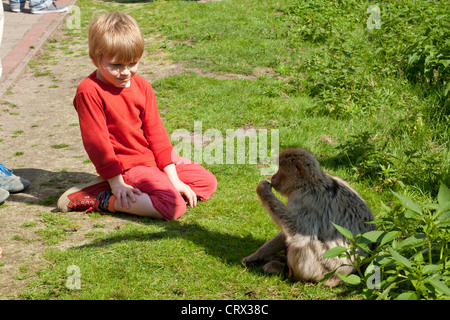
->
[256, 180, 272, 199]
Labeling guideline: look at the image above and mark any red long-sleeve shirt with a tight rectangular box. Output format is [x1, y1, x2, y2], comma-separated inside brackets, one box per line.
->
[73, 71, 174, 180]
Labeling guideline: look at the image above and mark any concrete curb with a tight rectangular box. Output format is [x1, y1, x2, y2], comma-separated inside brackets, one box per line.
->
[0, 0, 77, 97]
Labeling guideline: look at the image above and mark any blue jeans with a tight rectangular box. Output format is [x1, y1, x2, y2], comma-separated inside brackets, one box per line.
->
[9, 0, 52, 10]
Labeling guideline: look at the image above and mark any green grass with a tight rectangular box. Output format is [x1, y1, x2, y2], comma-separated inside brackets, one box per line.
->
[23, 219, 351, 300]
[50, 144, 70, 149]
[13, 0, 449, 300]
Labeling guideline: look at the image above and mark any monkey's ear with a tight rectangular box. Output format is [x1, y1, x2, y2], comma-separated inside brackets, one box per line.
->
[295, 161, 305, 178]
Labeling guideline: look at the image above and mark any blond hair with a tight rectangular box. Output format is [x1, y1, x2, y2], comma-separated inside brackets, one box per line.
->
[89, 12, 144, 67]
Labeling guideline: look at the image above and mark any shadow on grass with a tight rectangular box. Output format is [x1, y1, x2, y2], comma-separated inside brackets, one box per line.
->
[73, 217, 266, 268]
[70, 219, 363, 297]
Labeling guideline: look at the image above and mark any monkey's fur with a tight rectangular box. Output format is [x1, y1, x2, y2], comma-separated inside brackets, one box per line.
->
[242, 148, 375, 287]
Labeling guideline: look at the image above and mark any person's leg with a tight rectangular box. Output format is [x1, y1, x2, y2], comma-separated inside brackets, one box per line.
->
[57, 174, 166, 219]
[57, 170, 182, 220]
[57, 177, 111, 213]
[174, 159, 217, 202]
[8, 0, 26, 12]
[58, 163, 216, 220]
[109, 191, 163, 219]
[29, 0, 67, 14]
[122, 166, 187, 221]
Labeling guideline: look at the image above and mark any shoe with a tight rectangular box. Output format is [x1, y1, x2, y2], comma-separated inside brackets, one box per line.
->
[57, 177, 115, 213]
[0, 188, 10, 203]
[0, 163, 30, 193]
[31, 2, 68, 14]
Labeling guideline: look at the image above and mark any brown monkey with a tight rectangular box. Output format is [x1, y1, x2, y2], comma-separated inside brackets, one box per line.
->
[242, 148, 375, 287]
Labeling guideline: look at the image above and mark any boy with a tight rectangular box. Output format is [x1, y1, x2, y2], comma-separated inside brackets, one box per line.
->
[57, 12, 217, 221]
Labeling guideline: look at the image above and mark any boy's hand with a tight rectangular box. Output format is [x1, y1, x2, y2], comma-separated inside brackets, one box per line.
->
[108, 175, 142, 209]
[171, 179, 197, 208]
[163, 164, 197, 208]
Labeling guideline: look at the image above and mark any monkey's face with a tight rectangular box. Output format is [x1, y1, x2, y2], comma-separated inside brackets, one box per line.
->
[270, 148, 314, 196]
[270, 170, 282, 191]
[270, 167, 296, 196]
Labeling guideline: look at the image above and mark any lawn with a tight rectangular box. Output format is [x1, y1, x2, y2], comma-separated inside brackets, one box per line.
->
[18, 0, 449, 300]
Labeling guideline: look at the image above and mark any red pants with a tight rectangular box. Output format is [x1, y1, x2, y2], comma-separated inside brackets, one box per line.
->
[122, 158, 217, 221]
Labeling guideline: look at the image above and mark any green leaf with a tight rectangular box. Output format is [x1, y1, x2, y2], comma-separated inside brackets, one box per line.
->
[413, 251, 424, 264]
[322, 246, 348, 259]
[397, 234, 426, 251]
[436, 211, 450, 228]
[337, 273, 361, 285]
[389, 247, 412, 269]
[360, 230, 385, 243]
[396, 292, 419, 300]
[319, 269, 338, 286]
[408, 53, 420, 65]
[392, 191, 422, 214]
[423, 264, 441, 274]
[360, 230, 401, 247]
[437, 203, 450, 216]
[331, 222, 354, 240]
[445, 82, 450, 96]
[427, 277, 450, 296]
[377, 282, 398, 300]
[375, 255, 394, 266]
[437, 182, 450, 207]
[404, 209, 421, 219]
[356, 242, 373, 255]
[380, 231, 402, 246]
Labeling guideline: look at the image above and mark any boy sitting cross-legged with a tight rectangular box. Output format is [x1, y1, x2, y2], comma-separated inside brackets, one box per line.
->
[58, 12, 217, 220]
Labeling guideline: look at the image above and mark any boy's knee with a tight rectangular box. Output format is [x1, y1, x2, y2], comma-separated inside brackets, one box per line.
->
[150, 194, 187, 221]
[163, 202, 187, 221]
[198, 170, 217, 201]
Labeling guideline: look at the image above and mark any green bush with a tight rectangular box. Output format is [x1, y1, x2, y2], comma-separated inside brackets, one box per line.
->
[323, 183, 450, 300]
[335, 131, 446, 194]
[276, 0, 449, 117]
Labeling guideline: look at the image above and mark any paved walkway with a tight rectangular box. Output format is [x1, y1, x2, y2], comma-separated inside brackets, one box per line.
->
[0, 0, 75, 94]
